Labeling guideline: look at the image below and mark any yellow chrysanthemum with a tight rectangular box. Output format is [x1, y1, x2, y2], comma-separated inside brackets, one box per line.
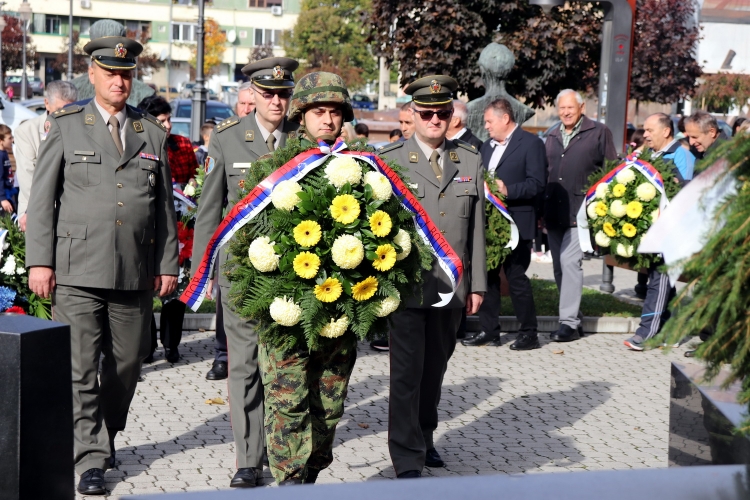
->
[330, 194, 360, 224]
[319, 315, 349, 338]
[293, 252, 321, 279]
[293, 220, 322, 247]
[314, 277, 342, 303]
[626, 201, 643, 219]
[373, 244, 397, 272]
[595, 201, 608, 217]
[369, 211, 392, 237]
[352, 276, 378, 301]
[612, 184, 626, 197]
[622, 223, 637, 238]
[603, 222, 617, 237]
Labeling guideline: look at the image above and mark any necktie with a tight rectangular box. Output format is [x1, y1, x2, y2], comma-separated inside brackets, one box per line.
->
[266, 133, 276, 152]
[108, 116, 123, 156]
[430, 150, 442, 181]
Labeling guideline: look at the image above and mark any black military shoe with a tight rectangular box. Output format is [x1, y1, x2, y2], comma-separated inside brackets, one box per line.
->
[370, 338, 389, 351]
[509, 333, 540, 351]
[305, 468, 320, 484]
[461, 331, 499, 347]
[279, 478, 304, 485]
[397, 470, 422, 479]
[206, 361, 228, 380]
[550, 324, 580, 343]
[77, 468, 106, 495]
[425, 448, 444, 467]
[230, 468, 261, 488]
[166, 348, 180, 363]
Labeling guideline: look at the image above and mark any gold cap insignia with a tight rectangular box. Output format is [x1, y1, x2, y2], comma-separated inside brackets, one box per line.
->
[430, 79, 441, 94]
[272, 65, 284, 80]
[114, 43, 127, 58]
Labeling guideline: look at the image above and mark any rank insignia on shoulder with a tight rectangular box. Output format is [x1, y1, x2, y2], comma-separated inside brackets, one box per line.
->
[245, 130, 254, 141]
[140, 152, 160, 161]
[133, 121, 144, 133]
[449, 151, 460, 162]
[409, 152, 419, 163]
[205, 156, 216, 174]
[85, 114, 96, 125]
[453, 176, 472, 183]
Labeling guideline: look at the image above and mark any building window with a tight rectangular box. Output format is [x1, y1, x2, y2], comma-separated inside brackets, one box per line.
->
[80, 18, 91, 36]
[172, 22, 195, 42]
[248, 0, 282, 7]
[254, 28, 282, 47]
[45, 15, 62, 35]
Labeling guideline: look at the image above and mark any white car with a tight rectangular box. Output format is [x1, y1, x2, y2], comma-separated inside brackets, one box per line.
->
[0, 92, 38, 129]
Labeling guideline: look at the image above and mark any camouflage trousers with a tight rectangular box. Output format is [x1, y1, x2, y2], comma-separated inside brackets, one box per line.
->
[259, 333, 357, 483]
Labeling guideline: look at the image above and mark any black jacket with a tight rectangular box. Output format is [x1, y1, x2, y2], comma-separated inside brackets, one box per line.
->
[456, 128, 483, 150]
[480, 128, 547, 240]
[544, 116, 617, 228]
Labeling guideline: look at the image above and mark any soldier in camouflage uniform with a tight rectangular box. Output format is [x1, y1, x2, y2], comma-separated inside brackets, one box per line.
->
[259, 72, 357, 485]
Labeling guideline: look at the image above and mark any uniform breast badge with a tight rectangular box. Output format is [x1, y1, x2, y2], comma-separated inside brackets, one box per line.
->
[148, 173, 156, 187]
[140, 152, 160, 161]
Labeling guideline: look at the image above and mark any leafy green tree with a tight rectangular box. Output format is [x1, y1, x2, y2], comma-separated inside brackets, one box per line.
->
[189, 18, 226, 77]
[1, 14, 37, 82]
[284, 0, 376, 89]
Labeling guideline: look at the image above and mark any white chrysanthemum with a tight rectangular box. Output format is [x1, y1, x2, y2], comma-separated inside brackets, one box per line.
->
[610, 199, 627, 218]
[1, 255, 16, 275]
[15, 267, 25, 275]
[594, 231, 611, 248]
[331, 234, 364, 269]
[393, 229, 412, 261]
[615, 168, 636, 185]
[616, 243, 634, 258]
[651, 209, 660, 223]
[636, 182, 657, 202]
[320, 315, 349, 338]
[594, 183, 609, 200]
[363, 171, 393, 201]
[325, 156, 362, 189]
[183, 184, 196, 197]
[586, 202, 599, 220]
[248, 236, 280, 272]
[376, 295, 401, 317]
[269, 296, 303, 326]
[271, 180, 302, 211]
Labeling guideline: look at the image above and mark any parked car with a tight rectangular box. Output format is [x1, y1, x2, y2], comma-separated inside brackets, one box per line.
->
[0, 91, 39, 129]
[29, 77, 44, 96]
[170, 99, 234, 122]
[170, 117, 192, 139]
[159, 86, 179, 96]
[4, 76, 32, 100]
[19, 97, 47, 115]
[351, 94, 376, 111]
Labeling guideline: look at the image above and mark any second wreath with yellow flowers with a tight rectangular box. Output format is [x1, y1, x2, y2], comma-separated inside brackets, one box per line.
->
[226, 139, 433, 351]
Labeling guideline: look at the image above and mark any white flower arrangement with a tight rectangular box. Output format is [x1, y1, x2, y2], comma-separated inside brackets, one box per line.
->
[616, 243, 634, 258]
[609, 200, 627, 218]
[325, 156, 362, 189]
[594, 183, 609, 200]
[651, 209, 660, 223]
[269, 296, 303, 326]
[271, 180, 302, 211]
[1, 255, 16, 276]
[594, 231, 611, 247]
[586, 202, 599, 220]
[615, 168, 636, 185]
[331, 234, 365, 269]
[248, 236, 280, 272]
[393, 228, 412, 261]
[363, 171, 393, 201]
[376, 295, 401, 317]
[319, 315, 349, 338]
[636, 182, 657, 202]
[183, 184, 196, 197]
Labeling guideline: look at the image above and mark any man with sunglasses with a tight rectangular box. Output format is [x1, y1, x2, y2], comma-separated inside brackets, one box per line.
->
[378, 75, 486, 478]
[191, 57, 300, 488]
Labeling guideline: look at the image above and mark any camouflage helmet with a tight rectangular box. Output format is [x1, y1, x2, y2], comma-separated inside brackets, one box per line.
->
[288, 72, 354, 123]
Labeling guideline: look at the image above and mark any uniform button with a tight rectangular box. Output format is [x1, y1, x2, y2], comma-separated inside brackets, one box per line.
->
[561, 154, 565, 157]
[116, 166, 123, 172]
[465, 189, 469, 194]
[82, 157, 87, 161]
[241, 169, 246, 174]
[440, 211, 445, 217]
[117, 183, 123, 188]
[117, 202, 124, 207]
[150, 238, 155, 244]
[440, 229, 446, 235]
[66, 231, 70, 236]
[439, 193, 445, 198]
[116, 220, 122, 226]
[559, 177, 563, 181]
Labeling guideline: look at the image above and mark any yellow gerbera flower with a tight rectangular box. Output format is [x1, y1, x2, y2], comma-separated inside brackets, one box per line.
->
[314, 277, 343, 302]
[622, 223, 637, 238]
[373, 244, 397, 272]
[293, 220, 322, 247]
[626, 201, 643, 219]
[352, 276, 379, 301]
[595, 201, 608, 217]
[293, 251, 321, 279]
[330, 194, 360, 224]
[603, 222, 617, 237]
[612, 184, 626, 197]
[369, 210, 392, 237]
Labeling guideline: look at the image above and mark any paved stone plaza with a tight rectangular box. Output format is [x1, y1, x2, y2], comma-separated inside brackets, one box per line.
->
[75, 260, 694, 498]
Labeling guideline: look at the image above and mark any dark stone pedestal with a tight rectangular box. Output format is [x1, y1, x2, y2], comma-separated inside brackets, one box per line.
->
[0, 315, 73, 500]
[670, 362, 750, 466]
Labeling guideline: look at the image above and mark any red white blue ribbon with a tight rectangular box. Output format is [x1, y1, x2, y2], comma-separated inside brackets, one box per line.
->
[483, 181, 518, 250]
[181, 138, 463, 310]
[578, 158, 669, 253]
[173, 187, 197, 210]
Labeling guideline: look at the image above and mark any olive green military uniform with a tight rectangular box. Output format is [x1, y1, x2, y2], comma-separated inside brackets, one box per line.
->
[258, 72, 358, 484]
[25, 39, 178, 473]
[379, 76, 487, 475]
[191, 58, 300, 474]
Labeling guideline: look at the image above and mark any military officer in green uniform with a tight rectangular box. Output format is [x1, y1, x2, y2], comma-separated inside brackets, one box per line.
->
[378, 76, 486, 478]
[26, 36, 178, 495]
[191, 57, 299, 488]
[259, 71, 358, 486]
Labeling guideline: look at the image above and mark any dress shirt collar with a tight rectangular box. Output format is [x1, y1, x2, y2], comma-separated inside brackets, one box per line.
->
[490, 124, 519, 148]
[93, 98, 126, 129]
[255, 113, 283, 143]
[447, 127, 467, 141]
[414, 135, 446, 163]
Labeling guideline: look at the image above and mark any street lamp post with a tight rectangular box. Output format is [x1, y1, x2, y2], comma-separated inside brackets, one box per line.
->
[68, 0, 73, 80]
[190, 0, 207, 144]
[19, 0, 32, 101]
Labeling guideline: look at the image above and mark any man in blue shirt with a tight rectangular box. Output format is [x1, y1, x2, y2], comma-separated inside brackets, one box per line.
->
[643, 112, 695, 182]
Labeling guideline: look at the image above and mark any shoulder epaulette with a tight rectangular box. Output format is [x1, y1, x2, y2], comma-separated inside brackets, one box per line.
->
[216, 117, 240, 133]
[378, 141, 404, 154]
[51, 105, 83, 118]
[454, 139, 478, 154]
[141, 114, 167, 131]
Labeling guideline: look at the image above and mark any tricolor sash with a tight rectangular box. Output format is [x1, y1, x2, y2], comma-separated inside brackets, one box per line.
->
[577, 158, 669, 253]
[483, 181, 519, 250]
[173, 187, 197, 212]
[181, 138, 464, 311]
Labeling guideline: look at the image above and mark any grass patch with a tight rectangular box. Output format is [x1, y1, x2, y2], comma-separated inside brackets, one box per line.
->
[153, 298, 217, 314]
[499, 278, 641, 317]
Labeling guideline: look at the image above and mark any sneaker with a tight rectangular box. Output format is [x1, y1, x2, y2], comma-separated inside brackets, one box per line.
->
[370, 338, 389, 351]
[623, 335, 645, 351]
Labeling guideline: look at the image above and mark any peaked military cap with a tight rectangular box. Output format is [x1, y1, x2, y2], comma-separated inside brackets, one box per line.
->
[84, 36, 143, 70]
[405, 75, 458, 106]
[241, 57, 299, 90]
